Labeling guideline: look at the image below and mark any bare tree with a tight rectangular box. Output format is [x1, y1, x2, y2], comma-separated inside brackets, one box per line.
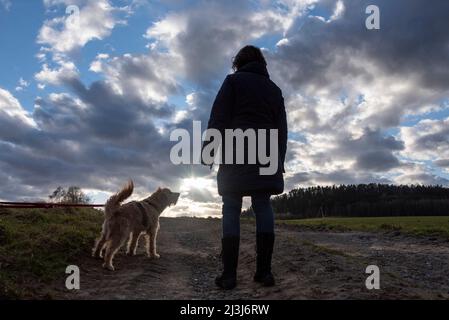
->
[48, 186, 91, 204]
[49, 186, 66, 203]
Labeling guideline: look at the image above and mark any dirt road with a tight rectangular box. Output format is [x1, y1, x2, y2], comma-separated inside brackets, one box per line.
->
[55, 217, 449, 299]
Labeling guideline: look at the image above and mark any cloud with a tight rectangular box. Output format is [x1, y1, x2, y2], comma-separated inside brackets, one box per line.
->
[435, 159, 449, 169]
[92, 52, 182, 104]
[269, 0, 449, 135]
[35, 0, 134, 91]
[338, 129, 404, 171]
[282, 126, 404, 192]
[0, 0, 11, 11]
[0, 87, 36, 129]
[0, 85, 185, 200]
[395, 171, 449, 186]
[400, 117, 449, 161]
[311, 0, 344, 23]
[38, 0, 129, 55]
[264, 0, 449, 193]
[145, 0, 314, 87]
[89, 53, 109, 73]
[15, 78, 30, 92]
[286, 169, 391, 189]
[35, 61, 79, 86]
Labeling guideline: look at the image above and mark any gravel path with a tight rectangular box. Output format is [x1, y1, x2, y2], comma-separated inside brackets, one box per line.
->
[54, 217, 449, 300]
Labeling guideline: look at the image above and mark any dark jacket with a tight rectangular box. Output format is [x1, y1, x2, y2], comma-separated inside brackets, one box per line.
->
[204, 61, 287, 196]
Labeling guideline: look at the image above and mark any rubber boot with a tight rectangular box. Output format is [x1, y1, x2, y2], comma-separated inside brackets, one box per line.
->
[215, 237, 239, 290]
[253, 233, 275, 287]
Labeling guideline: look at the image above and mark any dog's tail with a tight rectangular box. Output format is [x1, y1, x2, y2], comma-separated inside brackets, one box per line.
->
[105, 180, 134, 219]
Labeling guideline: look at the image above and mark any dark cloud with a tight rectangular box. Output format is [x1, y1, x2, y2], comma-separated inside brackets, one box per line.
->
[355, 151, 400, 171]
[149, 0, 289, 88]
[270, 0, 449, 132]
[400, 117, 449, 161]
[286, 169, 391, 189]
[0, 70, 190, 200]
[333, 128, 404, 172]
[272, 0, 449, 91]
[435, 159, 449, 168]
[414, 127, 449, 150]
[397, 172, 449, 186]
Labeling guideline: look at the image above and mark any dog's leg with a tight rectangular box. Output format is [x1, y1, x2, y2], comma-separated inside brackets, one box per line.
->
[148, 227, 160, 259]
[103, 237, 124, 271]
[144, 234, 151, 257]
[126, 232, 133, 255]
[127, 232, 140, 256]
[92, 234, 107, 259]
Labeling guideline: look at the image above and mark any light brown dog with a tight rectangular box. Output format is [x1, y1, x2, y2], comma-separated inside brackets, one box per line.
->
[92, 180, 180, 271]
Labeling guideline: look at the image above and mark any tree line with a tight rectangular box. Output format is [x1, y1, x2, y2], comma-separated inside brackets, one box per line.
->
[243, 184, 449, 218]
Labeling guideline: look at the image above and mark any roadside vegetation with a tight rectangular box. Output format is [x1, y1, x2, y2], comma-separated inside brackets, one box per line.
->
[0, 207, 102, 299]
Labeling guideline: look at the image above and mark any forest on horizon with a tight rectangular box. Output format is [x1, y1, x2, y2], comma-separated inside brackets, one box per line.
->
[243, 184, 449, 218]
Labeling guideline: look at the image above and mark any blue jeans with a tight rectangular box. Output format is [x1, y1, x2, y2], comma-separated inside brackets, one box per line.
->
[222, 194, 274, 238]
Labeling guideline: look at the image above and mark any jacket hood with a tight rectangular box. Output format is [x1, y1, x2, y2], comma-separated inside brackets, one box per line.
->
[236, 61, 269, 78]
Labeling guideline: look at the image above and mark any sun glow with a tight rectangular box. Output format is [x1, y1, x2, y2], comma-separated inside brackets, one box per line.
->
[180, 177, 214, 192]
[161, 177, 221, 218]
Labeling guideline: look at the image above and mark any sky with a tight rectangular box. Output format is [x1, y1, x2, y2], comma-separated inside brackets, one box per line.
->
[0, 0, 449, 217]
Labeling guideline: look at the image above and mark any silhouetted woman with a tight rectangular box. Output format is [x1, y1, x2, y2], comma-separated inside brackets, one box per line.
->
[203, 45, 287, 289]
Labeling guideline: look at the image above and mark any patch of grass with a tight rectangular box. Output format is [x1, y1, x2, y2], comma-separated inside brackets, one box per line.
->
[279, 216, 449, 238]
[0, 207, 103, 299]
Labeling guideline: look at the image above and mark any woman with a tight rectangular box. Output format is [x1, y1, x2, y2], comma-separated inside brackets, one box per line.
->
[203, 45, 287, 289]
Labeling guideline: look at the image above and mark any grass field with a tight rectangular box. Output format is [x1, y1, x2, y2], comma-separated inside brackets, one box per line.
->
[279, 216, 449, 238]
[0, 207, 102, 299]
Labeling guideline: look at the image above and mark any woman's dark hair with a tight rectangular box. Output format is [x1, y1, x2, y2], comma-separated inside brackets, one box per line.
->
[232, 45, 267, 71]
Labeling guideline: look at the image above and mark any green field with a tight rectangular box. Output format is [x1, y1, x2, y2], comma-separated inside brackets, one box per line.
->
[279, 216, 449, 238]
[0, 207, 102, 299]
